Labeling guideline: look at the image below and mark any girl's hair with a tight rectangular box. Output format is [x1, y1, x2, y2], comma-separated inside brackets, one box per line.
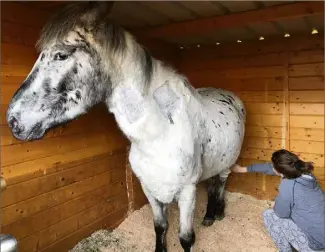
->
[271, 149, 314, 179]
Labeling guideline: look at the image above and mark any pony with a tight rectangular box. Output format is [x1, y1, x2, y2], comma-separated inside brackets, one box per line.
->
[6, 2, 246, 251]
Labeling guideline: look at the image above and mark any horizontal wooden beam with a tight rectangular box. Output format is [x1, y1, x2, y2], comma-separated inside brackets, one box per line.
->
[133, 1, 324, 39]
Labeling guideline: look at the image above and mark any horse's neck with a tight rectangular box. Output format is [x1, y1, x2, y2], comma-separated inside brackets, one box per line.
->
[107, 60, 167, 142]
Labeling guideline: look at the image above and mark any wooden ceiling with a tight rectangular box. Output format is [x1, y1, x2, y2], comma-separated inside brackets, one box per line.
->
[18, 1, 325, 47]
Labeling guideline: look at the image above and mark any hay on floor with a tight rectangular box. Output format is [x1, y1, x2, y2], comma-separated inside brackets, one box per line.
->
[70, 185, 277, 252]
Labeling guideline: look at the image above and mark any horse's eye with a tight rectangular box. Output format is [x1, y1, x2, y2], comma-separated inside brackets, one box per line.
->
[54, 53, 68, 61]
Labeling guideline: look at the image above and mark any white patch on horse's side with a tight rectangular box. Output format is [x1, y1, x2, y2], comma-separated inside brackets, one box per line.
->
[153, 82, 180, 124]
[119, 88, 145, 124]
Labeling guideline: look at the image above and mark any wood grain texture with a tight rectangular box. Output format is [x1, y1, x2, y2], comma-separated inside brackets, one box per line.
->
[179, 52, 287, 71]
[182, 35, 323, 199]
[1, 153, 126, 207]
[0, 3, 132, 251]
[289, 128, 324, 141]
[289, 91, 324, 103]
[134, 2, 324, 39]
[289, 76, 324, 90]
[2, 168, 126, 226]
[180, 35, 324, 60]
[2, 181, 126, 241]
[289, 63, 324, 77]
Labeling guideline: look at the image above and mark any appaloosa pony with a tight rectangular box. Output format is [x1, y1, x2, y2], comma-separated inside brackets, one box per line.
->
[6, 2, 246, 251]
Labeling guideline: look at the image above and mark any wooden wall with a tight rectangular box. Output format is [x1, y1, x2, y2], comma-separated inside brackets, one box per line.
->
[1, 2, 131, 252]
[179, 35, 324, 200]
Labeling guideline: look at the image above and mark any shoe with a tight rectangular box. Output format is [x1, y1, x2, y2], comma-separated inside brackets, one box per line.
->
[290, 244, 298, 252]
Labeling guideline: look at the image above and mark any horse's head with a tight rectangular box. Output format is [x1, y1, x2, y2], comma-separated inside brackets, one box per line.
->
[6, 2, 127, 141]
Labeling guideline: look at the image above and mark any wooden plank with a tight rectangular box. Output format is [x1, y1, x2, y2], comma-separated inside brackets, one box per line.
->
[1, 131, 122, 167]
[264, 175, 282, 200]
[1, 21, 40, 46]
[294, 152, 324, 167]
[1, 144, 126, 186]
[179, 52, 287, 71]
[134, 188, 148, 210]
[289, 91, 324, 103]
[1, 105, 122, 145]
[2, 169, 125, 226]
[290, 140, 324, 155]
[37, 193, 128, 250]
[313, 166, 325, 182]
[2, 181, 126, 241]
[237, 91, 284, 103]
[38, 207, 127, 252]
[284, 56, 290, 150]
[289, 127, 324, 141]
[289, 49, 324, 64]
[1, 64, 32, 77]
[226, 172, 259, 198]
[1, 153, 126, 207]
[245, 102, 284, 115]
[1, 2, 50, 27]
[240, 147, 275, 162]
[1, 84, 22, 106]
[1, 43, 37, 66]
[190, 77, 285, 91]
[1, 119, 112, 146]
[289, 63, 324, 77]
[134, 2, 324, 39]
[185, 66, 286, 82]
[17, 234, 39, 252]
[245, 126, 285, 139]
[289, 103, 324, 115]
[290, 115, 324, 129]
[180, 35, 324, 60]
[243, 136, 282, 151]
[246, 114, 284, 127]
[289, 76, 324, 90]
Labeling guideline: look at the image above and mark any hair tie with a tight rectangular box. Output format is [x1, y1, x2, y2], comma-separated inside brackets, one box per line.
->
[294, 161, 301, 170]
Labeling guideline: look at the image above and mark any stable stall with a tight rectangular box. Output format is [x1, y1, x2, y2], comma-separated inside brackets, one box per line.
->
[1, 1, 324, 252]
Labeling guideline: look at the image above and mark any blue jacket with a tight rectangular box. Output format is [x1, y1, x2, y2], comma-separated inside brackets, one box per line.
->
[247, 162, 325, 250]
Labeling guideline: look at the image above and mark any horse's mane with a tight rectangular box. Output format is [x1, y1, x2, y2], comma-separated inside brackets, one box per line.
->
[36, 2, 159, 94]
[36, 2, 126, 55]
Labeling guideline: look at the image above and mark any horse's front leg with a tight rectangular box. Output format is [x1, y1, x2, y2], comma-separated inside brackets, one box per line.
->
[142, 186, 168, 252]
[178, 185, 196, 252]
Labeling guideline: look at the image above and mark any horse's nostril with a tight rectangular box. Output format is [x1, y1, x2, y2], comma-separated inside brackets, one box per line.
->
[8, 117, 21, 133]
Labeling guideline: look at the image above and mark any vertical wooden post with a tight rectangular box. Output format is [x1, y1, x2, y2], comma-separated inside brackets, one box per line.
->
[125, 146, 135, 214]
[284, 42, 291, 151]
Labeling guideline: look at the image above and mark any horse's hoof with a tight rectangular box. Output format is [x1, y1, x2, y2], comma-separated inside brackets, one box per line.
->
[202, 218, 215, 226]
[155, 246, 167, 252]
[215, 213, 225, 221]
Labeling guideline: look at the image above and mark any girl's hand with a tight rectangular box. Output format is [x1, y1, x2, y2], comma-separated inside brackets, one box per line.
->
[230, 164, 248, 173]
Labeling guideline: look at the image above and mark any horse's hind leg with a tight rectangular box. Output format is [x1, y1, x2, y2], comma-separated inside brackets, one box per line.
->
[202, 170, 229, 226]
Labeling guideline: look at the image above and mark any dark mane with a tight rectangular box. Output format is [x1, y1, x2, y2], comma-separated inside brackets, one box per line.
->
[36, 2, 126, 54]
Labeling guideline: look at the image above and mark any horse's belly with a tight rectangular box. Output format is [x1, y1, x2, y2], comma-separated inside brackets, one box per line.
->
[198, 92, 246, 181]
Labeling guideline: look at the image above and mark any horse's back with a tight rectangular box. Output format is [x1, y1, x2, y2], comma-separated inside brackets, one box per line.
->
[197, 87, 246, 120]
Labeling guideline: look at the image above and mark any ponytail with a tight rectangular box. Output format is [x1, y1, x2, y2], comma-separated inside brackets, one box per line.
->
[294, 160, 314, 173]
[271, 149, 314, 179]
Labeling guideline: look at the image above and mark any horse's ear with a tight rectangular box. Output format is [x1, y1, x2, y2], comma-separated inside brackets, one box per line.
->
[83, 1, 114, 26]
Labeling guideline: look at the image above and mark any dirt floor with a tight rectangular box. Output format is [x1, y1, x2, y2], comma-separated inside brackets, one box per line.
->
[70, 184, 277, 252]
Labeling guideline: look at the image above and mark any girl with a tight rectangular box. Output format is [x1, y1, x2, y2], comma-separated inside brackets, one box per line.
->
[231, 149, 324, 252]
